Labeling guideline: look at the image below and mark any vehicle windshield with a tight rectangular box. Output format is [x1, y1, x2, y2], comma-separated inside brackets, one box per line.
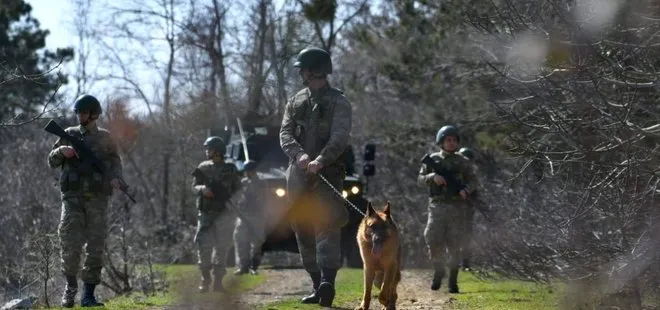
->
[245, 134, 289, 169]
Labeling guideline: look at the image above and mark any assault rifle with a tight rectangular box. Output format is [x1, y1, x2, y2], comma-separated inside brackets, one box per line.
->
[420, 153, 492, 222]
[191, 168, 261, 233]
[44, 120, 136, 203]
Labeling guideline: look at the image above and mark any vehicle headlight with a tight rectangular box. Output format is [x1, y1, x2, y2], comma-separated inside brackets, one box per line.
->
[342, 190, 348, 198]
[351, 186, 360, 195]
[275, 188, 286, 197]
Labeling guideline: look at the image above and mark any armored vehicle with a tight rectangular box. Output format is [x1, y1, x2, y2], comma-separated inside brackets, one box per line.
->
[222, 119, 375, 268]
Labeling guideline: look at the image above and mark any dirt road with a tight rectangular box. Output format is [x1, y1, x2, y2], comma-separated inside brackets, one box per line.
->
[232, 268, 452, 310]
[157, 267, 453, 310]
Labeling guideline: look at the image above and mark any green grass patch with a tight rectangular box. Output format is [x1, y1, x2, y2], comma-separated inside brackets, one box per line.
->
[450, 272, 558, 310]
[46, 264, 265, 309]
[259, 268, 559, 310]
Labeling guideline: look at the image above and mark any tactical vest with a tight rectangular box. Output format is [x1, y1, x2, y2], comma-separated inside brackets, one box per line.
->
[59, 128, 113, 196]
[427, 155, 465, 200]
[196, 162, 239, 212]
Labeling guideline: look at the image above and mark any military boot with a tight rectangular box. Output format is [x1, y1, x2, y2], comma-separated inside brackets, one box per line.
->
[80, 283, 104, 307]
[199, 269, 211, 293]
[448, 267, 460, 294]
[61, 276, 78, 308]
[461, 258, 471, 271]
[250, 254, 262, 275]
[233, 267, 249, 275]
[300, 272, 321, 304]
[212, 265, 226, 292]
[431, 269, 445, 291]
[318, 268, 337, 307]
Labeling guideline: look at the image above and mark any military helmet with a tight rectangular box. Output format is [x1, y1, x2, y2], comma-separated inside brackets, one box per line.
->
[293, 47, 332, 74]
[243, 160, 258, 172]
[436, 125, 460, 144]
[73, 94, 102, 115]
[203, 136, 226, 154]
[458, 147, 475, 160]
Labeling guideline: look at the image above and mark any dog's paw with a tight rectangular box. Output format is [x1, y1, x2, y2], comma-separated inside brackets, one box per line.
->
[355, 305, 368, 310]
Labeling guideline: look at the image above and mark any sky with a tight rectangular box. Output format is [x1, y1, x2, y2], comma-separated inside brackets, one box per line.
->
[24, 0, 385, 116]
[25, 0, 290, 116]
[25, 0, 164, 114]
[27, 0, 80, 111]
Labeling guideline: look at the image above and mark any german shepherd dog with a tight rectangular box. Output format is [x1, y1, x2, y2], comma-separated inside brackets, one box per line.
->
[355, 201, 402, 310]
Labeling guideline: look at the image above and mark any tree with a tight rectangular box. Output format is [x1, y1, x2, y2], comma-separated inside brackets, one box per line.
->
[0, 0, 74, 123]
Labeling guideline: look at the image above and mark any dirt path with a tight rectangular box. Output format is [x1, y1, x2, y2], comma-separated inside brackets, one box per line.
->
[157, 268, 453, 309]
[232, 268, 453, 310]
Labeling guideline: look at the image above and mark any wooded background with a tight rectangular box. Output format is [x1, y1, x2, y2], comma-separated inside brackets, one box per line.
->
[1, 0, 658, 308]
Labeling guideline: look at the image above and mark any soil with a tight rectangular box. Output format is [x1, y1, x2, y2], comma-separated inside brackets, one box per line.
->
[157, 268, 453, 310]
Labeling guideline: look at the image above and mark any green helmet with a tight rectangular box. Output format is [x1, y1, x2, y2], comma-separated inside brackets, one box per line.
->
[73, 94, 102, 115]
[293, 47, 332, 74]
[458, 147, 475, 160]
[243, 160, 258, 172]
[203, 136, 226, 154]
[435, 125, 460, 144]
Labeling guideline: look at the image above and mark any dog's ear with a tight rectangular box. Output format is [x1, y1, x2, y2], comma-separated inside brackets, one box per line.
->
[383, 200, 391, 217]
[366, 201, 376, 217]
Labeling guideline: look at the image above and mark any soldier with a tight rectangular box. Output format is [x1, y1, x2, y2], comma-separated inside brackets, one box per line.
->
[192, 136, 242, 293]
[457, 147, 476, 271]
[417, 125, 478, 294]
[279, 46, 352, 307]
[233, 160, 267, 275]
[47, 94, 124, 308]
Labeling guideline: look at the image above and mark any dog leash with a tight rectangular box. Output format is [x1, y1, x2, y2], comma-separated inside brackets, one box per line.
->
[318, 174, 367, 217]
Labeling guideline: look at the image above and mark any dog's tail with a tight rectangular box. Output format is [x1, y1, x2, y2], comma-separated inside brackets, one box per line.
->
[373, 271, 383, 289]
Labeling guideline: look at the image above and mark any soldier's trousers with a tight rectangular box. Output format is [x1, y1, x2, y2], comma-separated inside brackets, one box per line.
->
[58, 195, 108, 285]
[195, 209, 236, 277]
[233, 216, 266, 269]
[289, 176, 348, 274]
[423, 200, 466, 272]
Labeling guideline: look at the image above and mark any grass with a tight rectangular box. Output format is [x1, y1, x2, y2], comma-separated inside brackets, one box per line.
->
[450, 272, 558, 310]
[45, 264, 265, 310]
[259, 268, 559, 310]
[38, 265, 580, 309]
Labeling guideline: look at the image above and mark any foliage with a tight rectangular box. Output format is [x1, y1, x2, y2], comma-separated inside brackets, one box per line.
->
[0, 0, 73, 123]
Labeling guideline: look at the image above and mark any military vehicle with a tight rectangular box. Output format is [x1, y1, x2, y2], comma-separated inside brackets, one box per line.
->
[222, 119, 375, 268]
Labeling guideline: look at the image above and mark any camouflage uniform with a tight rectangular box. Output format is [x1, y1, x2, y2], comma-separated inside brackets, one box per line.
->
[458, 148, 477, 270]
[192, 160, 241, 292]
[418, 149, 478, 292]
[47, 122, 122, 306]
[280, 82, 352, 304]
[233, 175, 267, 273]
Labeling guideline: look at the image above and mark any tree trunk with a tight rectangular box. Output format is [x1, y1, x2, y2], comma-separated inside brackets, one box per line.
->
[161, 0, 177, 225]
